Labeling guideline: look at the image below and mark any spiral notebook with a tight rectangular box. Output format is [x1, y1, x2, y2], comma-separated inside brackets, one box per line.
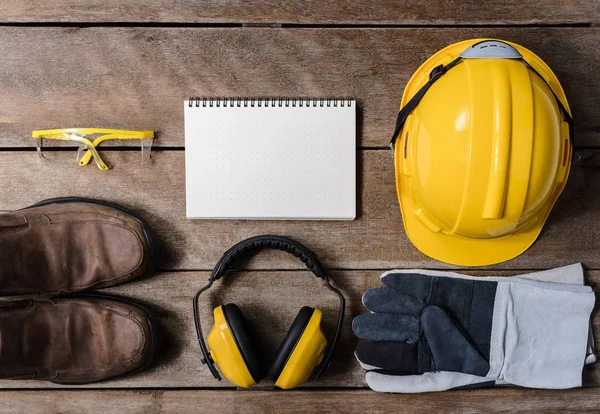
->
[184, 98, 356, 220]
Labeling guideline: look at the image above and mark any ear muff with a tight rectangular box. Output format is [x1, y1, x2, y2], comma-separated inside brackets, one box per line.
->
[267, 306, 328, 389]
[207, 304, 265, 388]
[194, 235, 346, 387]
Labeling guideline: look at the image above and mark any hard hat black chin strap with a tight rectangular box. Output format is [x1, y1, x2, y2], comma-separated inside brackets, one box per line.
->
[389, 56, 463, 149]
[521, 60, 574, 146]
[389, 57, 574, 150]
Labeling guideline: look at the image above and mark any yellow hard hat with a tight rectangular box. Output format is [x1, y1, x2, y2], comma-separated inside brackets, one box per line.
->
[390, 39, 573, 266]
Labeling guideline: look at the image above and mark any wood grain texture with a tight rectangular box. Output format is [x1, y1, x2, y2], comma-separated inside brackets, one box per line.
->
[0, 0, 598, 24]
[0, 150, 599, 271]
[1, 388, 600, 413]
[0, 269, 596, 389]
[0, 27, 599, 148]
[1, 4, 598, 411]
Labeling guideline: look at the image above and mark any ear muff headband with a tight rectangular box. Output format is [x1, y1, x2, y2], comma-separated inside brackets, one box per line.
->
[211, 235, 328, 281]
[192, 235, 346, 383]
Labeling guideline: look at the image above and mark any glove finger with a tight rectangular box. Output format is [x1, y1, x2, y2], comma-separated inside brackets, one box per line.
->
[355, 341, 419, 373]
[362, 287, 425, 315]
[352, 313, 419, 343]
[381, 271, 434, 300]
[364, 370, 496, 393]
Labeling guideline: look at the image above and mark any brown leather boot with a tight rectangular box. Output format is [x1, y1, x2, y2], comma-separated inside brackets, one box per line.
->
[0, 293, 157, 383]
[0, 198, 157, 296]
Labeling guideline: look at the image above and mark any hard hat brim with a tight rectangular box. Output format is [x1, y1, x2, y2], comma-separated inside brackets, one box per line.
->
[400, 199, 550, 267]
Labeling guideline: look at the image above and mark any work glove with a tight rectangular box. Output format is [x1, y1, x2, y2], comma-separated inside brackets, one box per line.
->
[353, 264, 595, 393]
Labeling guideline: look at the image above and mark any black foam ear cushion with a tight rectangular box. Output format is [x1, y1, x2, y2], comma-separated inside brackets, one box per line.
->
[267, 306, 315, 381]
[221, 304, 266, 382]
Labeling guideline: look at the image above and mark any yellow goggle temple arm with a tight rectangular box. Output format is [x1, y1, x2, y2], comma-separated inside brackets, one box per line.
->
[76, 131, 154, 167]
[33, 128, 154, 137]
[32, 130, 109, 171]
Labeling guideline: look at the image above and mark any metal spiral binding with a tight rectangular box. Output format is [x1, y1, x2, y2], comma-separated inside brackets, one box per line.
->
[188, 97, 353, 108]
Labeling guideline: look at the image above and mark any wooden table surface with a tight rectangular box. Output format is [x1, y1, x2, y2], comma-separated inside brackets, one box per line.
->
[1, 1, 600, 412]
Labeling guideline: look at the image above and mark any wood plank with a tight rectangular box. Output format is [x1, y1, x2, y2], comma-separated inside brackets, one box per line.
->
[1, 150, 600, 270]
[0, 269, 596, 389]
[1, 389, 600, 414]
[0, 1, 597, 24]
[0, 27, 599, 148]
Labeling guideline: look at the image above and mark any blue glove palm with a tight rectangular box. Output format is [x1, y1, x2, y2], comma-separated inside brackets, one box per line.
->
[353, 271, 495, 376]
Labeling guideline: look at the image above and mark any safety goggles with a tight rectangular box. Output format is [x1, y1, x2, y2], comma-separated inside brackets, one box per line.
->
[32, 128, 155, 170]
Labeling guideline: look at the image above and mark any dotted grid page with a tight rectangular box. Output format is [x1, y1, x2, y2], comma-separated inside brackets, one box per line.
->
[184, 99, 356, 219]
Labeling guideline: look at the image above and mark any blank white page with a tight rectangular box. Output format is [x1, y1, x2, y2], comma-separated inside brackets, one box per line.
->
[184, 98, 356, 220]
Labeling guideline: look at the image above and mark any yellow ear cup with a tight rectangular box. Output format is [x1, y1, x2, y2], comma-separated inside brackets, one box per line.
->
[207, 306, 257, 388]
[274, 309, 328, 389]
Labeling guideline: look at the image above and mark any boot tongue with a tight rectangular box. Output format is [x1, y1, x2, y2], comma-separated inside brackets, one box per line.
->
[0, 213, 27, 228]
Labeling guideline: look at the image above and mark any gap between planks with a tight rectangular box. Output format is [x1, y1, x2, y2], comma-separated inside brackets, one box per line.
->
[0, 22, 593, 28]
